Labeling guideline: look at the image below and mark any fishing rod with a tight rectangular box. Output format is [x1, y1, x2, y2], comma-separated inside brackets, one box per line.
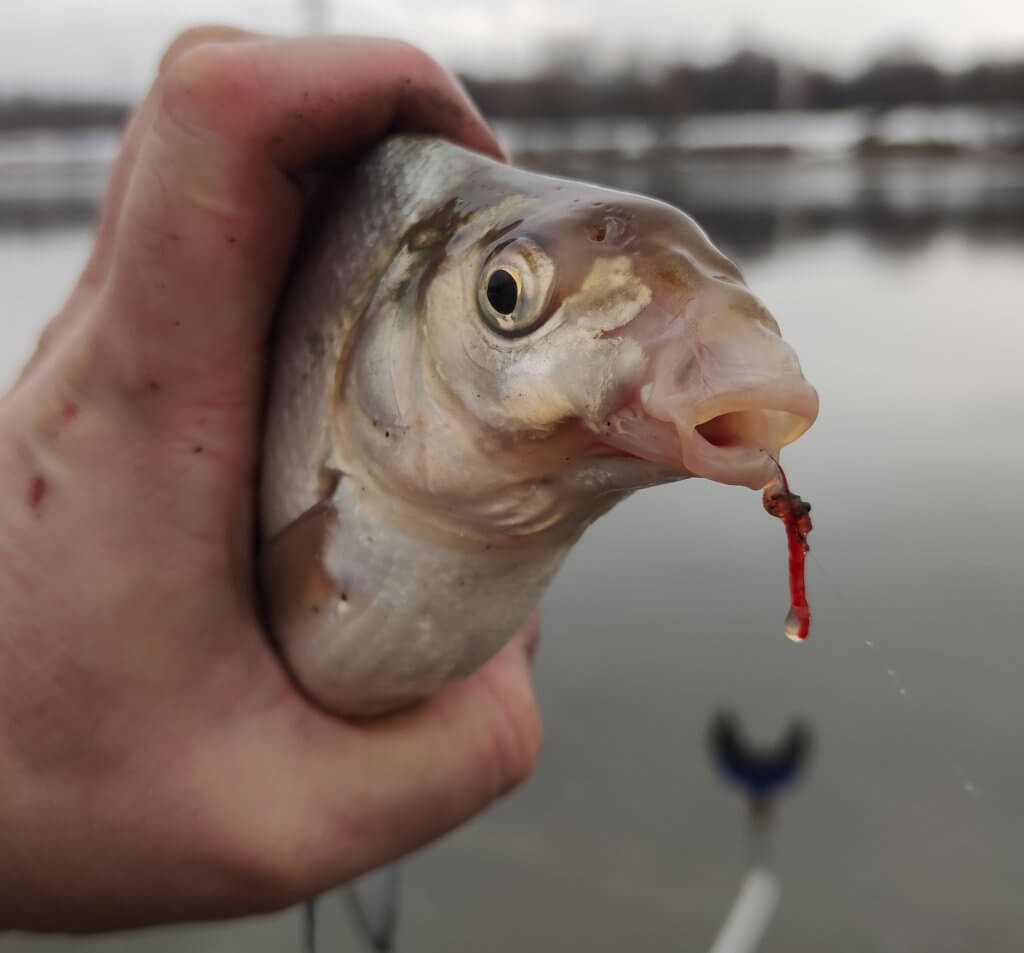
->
[302, 710, 811, 952]
[706, 712, 812, 953]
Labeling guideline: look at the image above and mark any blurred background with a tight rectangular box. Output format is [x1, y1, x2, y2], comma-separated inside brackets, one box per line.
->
[2, 1, 1023, 951]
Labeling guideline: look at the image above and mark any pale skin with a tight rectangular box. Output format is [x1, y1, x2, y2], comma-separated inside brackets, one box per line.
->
[0, 28, 541, 932]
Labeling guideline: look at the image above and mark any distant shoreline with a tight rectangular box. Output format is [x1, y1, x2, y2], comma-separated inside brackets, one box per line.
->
[3, 46, 1023, 131]
[0, 99, 128, 133]
[4, 104, 1023, 242]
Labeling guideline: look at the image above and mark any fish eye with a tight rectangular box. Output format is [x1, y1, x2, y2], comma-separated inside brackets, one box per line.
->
[486, 269, 520, 316]
[478, 238, 555, 338]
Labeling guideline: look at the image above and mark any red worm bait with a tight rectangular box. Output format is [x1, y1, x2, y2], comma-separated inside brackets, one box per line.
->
[762, 457, 812, 641]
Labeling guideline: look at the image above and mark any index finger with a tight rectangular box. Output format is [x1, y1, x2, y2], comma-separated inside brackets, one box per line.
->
[92, 36, 504, 399]
[164, 35, 505, 169]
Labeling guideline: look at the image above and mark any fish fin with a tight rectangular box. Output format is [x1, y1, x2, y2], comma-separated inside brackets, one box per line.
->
[259, 493, 427, 717]
[346, 865, 401, 952]
[259, 498, 344, 650]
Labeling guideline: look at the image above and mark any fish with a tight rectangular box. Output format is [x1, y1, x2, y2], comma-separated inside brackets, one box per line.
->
[259, 134, 818, 718]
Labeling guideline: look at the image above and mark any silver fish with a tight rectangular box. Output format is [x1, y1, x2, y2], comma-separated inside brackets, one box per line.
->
[259, 135, 818, 717]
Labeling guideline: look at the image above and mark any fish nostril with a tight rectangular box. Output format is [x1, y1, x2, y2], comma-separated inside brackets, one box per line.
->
[587, 215, 630, 245]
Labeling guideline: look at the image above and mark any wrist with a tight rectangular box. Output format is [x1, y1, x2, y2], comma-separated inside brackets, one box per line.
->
[0, 712, 44, 929]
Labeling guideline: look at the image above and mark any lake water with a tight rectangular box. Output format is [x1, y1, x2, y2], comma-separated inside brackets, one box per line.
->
[2, 155, 1023, 952]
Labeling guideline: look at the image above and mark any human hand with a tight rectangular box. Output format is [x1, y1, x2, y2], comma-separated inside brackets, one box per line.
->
[0, 28, 540, 932]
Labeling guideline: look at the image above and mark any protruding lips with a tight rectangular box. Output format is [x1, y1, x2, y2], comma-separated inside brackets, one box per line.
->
[597, 380, 819, 490]
[589, 259, 820, 490]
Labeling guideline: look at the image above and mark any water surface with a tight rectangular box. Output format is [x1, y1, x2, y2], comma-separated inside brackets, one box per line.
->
[1, 159, 1022, 952]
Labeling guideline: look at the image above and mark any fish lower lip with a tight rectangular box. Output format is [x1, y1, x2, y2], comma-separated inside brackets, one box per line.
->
[679, 427, 778, 489]
[595, 425, 776, 489]
[597, 385, 819, 490]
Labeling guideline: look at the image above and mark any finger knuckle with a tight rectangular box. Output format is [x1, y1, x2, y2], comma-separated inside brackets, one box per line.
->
[385, 39, 444, 79]
[509, 708, 544, 787]
[159, 25, 253, 75]
[159, 41, 251, 134]
[225, 854, 305, 913]
[487, 682, 543, 794]
[208, 823, 317, 912]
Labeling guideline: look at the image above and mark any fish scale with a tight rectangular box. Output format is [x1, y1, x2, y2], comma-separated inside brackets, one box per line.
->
[259, 135, 818, 717]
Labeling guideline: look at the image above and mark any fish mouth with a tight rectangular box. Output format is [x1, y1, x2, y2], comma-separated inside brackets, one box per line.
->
[597, 383, 819, 490]
[591, 273, 820, 490]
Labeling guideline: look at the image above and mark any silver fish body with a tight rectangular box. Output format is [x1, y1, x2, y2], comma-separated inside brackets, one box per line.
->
[259, 135, 818, 717]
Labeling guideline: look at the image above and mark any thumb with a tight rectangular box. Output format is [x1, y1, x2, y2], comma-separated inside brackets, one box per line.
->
[267, 615, 543, 897]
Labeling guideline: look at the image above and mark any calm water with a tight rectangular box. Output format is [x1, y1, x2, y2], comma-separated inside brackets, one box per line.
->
[2, 159, 1023, 952]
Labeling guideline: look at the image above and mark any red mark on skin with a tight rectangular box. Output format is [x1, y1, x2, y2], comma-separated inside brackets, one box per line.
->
[28, 475, 47, 513]
[763, 456, 812, 641]
[62, 402, 79, 422]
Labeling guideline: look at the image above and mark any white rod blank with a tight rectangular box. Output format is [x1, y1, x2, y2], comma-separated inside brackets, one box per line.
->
[707, 868, 781, 953]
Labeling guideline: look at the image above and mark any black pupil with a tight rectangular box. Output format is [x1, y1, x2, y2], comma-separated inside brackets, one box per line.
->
[486, 270, 519, 316]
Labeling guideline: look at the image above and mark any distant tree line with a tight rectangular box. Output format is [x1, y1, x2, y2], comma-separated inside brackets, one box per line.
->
[0, 96, 129, 132]
[2, 50, 1024, 130]
[461, 51, 1024, 118]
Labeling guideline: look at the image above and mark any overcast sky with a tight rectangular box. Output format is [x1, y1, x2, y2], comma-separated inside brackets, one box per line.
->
[3, 0, 1023, 97]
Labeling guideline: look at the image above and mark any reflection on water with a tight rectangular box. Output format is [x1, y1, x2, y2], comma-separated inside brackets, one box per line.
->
[0, 128, 115, 228]
[522, 153, 1024, 259]
[1, 147, 1023, 953]
[494, 108, 1024, 159]
[4, 107, 1024, 242]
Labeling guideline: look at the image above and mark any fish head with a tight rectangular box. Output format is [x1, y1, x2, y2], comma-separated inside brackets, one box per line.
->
[344, 140, 819, 543]
[260, 138, 821, 713]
